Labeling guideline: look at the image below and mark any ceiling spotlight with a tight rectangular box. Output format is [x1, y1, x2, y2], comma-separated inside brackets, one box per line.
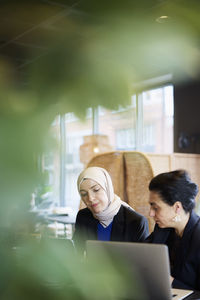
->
[156, 16, 170, 23]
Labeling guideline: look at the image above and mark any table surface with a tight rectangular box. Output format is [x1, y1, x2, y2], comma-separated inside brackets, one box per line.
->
[46, 214, 76, 224]
[185, 290, 200, 299]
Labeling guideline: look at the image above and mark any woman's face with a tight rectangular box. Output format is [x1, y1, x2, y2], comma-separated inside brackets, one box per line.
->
[80, 179, 109, 214]
[149, 191, 176, 228]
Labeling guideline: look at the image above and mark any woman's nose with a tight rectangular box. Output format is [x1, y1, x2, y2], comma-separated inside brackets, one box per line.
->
[149, 208, 155, 218]
[88, 192, 95, 202]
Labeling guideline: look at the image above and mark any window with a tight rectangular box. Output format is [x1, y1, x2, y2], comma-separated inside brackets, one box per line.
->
[99, 85, 173, 153]
[116, 128, 136, 150]
[37, 83, 174, 217]
[141, 85, 174, 153]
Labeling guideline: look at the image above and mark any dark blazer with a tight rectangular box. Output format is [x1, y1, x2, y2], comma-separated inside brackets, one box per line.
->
[73, 205, 149, 254]
[146, 211, 200, 291]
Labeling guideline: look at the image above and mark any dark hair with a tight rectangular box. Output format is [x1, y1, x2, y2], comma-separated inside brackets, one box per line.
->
[149, 169, 198, 212]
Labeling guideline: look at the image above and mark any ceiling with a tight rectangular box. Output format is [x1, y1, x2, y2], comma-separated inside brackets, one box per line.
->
[0, 1, 81, 82]
[0, 1, 171, 70]
[0, 0, 200, 89]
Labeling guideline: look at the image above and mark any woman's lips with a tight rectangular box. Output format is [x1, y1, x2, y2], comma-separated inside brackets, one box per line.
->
[91, 203, 99, 207]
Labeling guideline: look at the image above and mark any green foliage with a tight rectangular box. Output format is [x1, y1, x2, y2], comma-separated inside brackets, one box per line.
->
[0, 236, 143, 300]
[0, 0, 200, 298]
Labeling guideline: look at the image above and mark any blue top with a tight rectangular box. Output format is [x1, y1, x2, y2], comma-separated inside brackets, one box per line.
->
[97, 221, 113, 241]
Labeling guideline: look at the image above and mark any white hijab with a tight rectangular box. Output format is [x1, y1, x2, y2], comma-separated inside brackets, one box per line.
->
[77, 167, 133, 227]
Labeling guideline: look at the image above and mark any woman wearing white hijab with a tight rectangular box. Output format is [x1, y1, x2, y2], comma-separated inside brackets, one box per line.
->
[73, 167, 149, 254]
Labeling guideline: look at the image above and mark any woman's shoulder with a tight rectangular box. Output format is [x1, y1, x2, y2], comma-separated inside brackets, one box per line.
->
[145, 224, 172, 243]
[75, 208, 95, 229]
[76, 207, 94, 223]
[76, 207, 93, 220]
[191, 213, 200, 243]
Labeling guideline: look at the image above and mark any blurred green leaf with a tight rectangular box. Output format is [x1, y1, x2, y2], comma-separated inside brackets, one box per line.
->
[0, 0, 200, 298]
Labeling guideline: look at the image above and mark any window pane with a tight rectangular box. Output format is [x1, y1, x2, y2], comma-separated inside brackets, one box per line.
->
[142, 85, 174, 153]
[38, 111, 92, 214]
[35, 115, 60, 212]
[99, 96, 137, 150]
[98, 86, 173, 153]
[64, 110, 93, 212]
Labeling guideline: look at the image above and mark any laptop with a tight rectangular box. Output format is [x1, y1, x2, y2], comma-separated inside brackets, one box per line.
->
[86, 241, 193, 300]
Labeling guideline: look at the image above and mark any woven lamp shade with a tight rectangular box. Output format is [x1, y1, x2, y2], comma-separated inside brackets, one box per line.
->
[79, 135, 113, 167]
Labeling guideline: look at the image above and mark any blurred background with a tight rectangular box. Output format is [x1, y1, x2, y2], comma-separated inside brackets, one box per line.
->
[0, 0, 200, 299]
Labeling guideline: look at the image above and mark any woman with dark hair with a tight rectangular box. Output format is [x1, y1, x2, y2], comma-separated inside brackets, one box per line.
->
[147, 169, 200, 291]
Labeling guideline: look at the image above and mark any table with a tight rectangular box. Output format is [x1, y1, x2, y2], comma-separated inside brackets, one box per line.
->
[46, 214, 76, 224]
[186, 291, 200, 299]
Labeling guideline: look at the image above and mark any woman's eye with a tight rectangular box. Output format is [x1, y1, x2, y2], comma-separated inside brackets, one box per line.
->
[93, 188, 100, 193]
[81, 193, 87, 197]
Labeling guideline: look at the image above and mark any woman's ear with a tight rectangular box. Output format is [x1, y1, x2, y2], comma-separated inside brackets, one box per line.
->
[174, 201, 183, 214]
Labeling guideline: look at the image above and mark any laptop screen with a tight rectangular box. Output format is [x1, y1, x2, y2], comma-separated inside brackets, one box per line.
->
[86, 241, 173, 300]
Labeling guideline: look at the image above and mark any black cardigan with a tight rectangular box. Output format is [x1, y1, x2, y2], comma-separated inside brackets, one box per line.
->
[146, 211, 200, 291]
[73, 205, 149, 254]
